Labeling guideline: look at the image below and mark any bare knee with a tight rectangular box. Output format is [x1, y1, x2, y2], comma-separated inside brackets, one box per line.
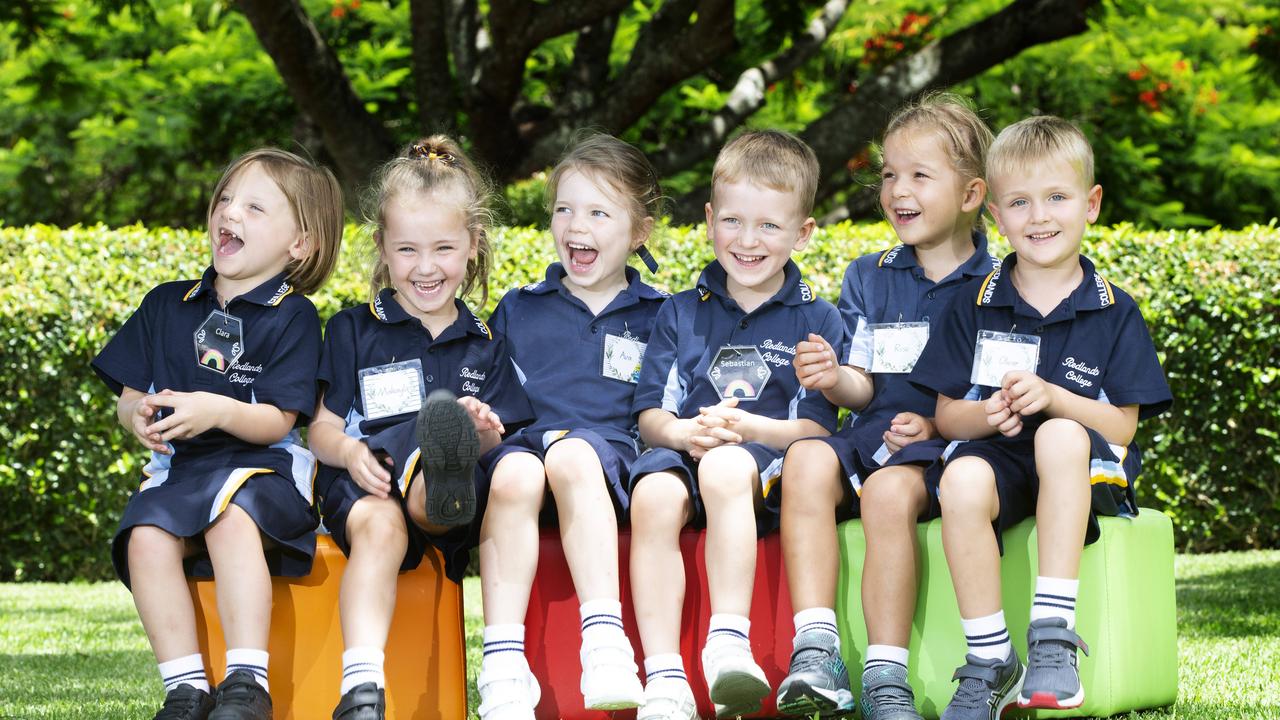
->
[630, 473, 691, 532]
[205, 503, 258, 545]
[1035, 418, 1090, 459]
[780, 439, 843, 512]
[347, 496, 409, 551]
[697, 446, 757, 505]
[488, 453, 546, 511]
[938, 457, 997, 519]
[861, 465, 927, 523]
[128, 525, 183, 566]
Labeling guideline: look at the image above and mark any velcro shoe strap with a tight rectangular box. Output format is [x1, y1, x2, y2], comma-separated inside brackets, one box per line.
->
[1027, 625, 1090, 656]
[952, 662, 999, 684]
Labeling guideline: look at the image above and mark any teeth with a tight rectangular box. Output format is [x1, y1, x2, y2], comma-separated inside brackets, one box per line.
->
[414, 280, 442, 292]
[734, 253, 764, 262]
[568, 243, 594, 251]
[1029, 231, 1057, 240]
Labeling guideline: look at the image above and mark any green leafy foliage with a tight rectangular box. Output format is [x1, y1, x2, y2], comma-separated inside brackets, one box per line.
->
[1, 222, 1275, 580]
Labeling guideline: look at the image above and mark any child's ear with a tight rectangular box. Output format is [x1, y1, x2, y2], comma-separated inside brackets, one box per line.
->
[631, 216, 655, 251]
[1086, 184, 1103, 223]
[793, 216, 817, 251]
[289, 231, 313, 261]
[470, 229, 484, 260]
[961, 178, 987, 213]
[986, 201, 1005, 237]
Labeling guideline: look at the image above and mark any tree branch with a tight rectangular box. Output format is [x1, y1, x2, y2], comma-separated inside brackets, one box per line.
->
[235, 0, 394, 196]
[409, 0, 459, 133]
[669, 0, 1101, 222]
[653, 0, 851, 176]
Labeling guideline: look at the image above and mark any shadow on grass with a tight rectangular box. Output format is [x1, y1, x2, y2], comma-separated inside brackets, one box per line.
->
[1177, 558, 1280, 638]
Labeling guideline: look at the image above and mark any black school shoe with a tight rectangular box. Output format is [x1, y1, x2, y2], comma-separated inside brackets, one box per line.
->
[208, 670, 272, 720]
[332, 682, 386, 719]
[154, 684, 215, 720]
[417, 388, 480, 528]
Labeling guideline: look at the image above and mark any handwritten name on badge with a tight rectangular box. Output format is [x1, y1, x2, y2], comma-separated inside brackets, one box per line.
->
[359, 359, 426, 420]
[870, 322, 929, 374]
[970, 330, 1040, 387]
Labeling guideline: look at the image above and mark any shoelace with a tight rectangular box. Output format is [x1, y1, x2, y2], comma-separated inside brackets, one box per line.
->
[1026, 637, 1074, 671]
[155, 691, 203, 720]
[865, 675, 915, 709]
[789, 642, 832, 672]
[948, 674, 994, 709]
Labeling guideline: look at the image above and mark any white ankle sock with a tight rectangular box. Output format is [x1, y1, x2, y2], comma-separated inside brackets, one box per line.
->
[159, 653, 209, 693]
[961, 611, 1011, 662]
[225, 648, 269, 692]
[340, 646, 386, 694]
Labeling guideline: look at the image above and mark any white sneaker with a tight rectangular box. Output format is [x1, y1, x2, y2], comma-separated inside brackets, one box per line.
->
[478, 664, 541, 720]
[701, 642, 770, 719]
[637, 677, 699, 720]
[580, 637, 645, 710]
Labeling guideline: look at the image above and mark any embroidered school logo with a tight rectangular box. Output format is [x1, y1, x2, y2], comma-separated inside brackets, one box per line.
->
[459, 367, 486, 395]
[880, 245, 903, 266]
[472, 317, 492, 338]
[1062, 356, 1100, 389]
[371, 294, 388, 322]
[759, 338, 796, 368]
[194, 310, 244, 375]
[979, 267, 1003, 305]
[799, 282, 813, 303]
[1093, 273, 1113, 307]
[266, 281, 292, 306]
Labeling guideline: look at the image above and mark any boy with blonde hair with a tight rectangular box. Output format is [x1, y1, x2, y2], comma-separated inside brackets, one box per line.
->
[909, 116, 1171, 720]
[628, 130, 843, 720]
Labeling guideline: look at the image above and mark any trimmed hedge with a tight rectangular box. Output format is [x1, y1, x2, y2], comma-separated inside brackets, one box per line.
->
[1, 222, 1276, 580]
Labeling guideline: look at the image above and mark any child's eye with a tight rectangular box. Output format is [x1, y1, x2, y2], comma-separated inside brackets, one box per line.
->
[249, 203, 264, 213]
[914, 171, 929, 179]
[591, 209, 609, 218]
[1010, 198, 1028, 208]
[397, 246, 416, 254]
[722, 217, 741, 226]
[761, 222, 780, 231]
[554, 205, 571, 214]
[218, 194, 231, 204]
[881, 171, 895, 180]
[1049, 193, 1066, 202]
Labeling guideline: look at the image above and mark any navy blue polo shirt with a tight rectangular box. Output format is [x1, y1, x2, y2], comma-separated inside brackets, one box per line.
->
[92, 266, 322, 470]
[632, 260, 841, 434]
[317, 289, 533, 440]
[838, 232, 999, 453]
[489, 263, 668, 449]
[909, 253, 1173, 437]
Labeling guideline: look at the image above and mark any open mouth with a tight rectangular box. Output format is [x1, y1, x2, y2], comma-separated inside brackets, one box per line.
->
[567, 242, 599, 272]
[731, 252, 765, 268]
[216, 228, 244, 256]
[1027, 230, 1060, 243]
[412, 279, 444, 296]
[893, 209, 921, 224]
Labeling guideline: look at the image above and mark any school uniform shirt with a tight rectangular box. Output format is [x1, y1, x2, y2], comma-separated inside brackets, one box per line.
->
[909, 253, 1173, 513]
[92, 266, 322, 585]
[836, 231, 999, 462]
[632, 259, 842, 434]
[489, 263, 668, 452]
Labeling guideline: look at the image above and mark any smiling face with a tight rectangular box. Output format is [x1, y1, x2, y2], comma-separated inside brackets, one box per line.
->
[379, 190, 476, 328]
[706, 179, 815, 302]
[987, 156, 1102, 272]
[880, 128, 984, 251]
[550, 169, 645, 296]
[208, 162, 309, 298]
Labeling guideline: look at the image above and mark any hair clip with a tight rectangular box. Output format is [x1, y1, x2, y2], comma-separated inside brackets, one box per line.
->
[410, 143, 456, 165]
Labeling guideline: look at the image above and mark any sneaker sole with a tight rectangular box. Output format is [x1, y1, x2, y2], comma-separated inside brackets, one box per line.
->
[776, 680, 854, 717]
[583, 695, 643, 711]
[710, 671, 770, 718]
[995, 663, 1026, 719]
[417, 390, 479, 528]
[1017, 687, 1084, 709]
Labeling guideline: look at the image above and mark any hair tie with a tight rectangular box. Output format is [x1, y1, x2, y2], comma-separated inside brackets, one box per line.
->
[634, 245, 660, 273]
[410, 143, 457, 166]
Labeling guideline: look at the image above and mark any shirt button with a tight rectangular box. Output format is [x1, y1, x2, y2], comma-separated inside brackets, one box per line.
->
[425, 374, 434, 383]
[739, 319, 748, 329]
[927, 290, 937, 300]
[591, 326, 599, 334]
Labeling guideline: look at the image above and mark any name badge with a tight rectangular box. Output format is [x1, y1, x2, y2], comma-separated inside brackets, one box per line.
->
[194, 309, 244, 375]
[970, 330, 1040, 387]
[602, 331, 647, 384]
[359, 359, 425, 421]
[869, 322, 929, 374]
[707, 345, 772, 401]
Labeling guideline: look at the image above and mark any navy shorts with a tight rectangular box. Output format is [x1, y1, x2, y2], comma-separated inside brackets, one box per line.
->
[482, 428, 638, 522]
[112, 446, 318, 589]
[318, 419, 489, 583]
[928, 423, 1134, 551]
[792, 426, 946, 522]
[629, 442, 783, 536]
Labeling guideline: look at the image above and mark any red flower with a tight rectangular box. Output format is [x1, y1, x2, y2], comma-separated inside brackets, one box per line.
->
[1138, 90, 1159, 110]
[1157, 81, 1170, 92]
[1128, 68, 1147, 81]
[1173, 60, 1188, 73]
[331, 4, 347, 18]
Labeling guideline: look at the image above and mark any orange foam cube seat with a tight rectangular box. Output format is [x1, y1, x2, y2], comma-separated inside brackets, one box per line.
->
[525, 528, 795, 720]
[190, 534, 466, 719]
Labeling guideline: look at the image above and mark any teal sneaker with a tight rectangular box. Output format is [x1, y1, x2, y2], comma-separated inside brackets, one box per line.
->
[859, 664, 922, 720]
[775, 632, 854, 717]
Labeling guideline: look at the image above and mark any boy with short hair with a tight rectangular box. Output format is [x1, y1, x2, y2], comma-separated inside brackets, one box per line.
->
[628, 130, 844, 720]
[908, 115, 1172, 720]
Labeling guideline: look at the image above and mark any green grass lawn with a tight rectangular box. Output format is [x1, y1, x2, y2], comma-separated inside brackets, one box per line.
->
[2, 551, 1277, 719]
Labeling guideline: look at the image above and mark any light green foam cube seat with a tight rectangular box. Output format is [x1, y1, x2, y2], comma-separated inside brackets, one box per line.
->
[835, 508, 1178, 718]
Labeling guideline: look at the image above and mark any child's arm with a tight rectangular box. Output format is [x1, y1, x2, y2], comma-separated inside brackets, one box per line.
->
[117, 386, 171, 454]
[935, 393, 1012, 440]
[308, 397, 393, 498]
[143, 389, 297, 446]
[639, 405, 742, 460]
[794, 332, 874, 410]
[1002, 370, 1140, 445]
[697, 403, 828, 450]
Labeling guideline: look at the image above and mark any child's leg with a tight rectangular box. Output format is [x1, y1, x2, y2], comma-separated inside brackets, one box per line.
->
[338, 495, 409, 698]
[629, 471, 696, 718]
[476, 452, 545, 720]
[1018, 419, 1092, 710]
[937, 457, 1022, 720]
[128, 525, 213, 699]
[775, 439, 856, 717]
[857, 464, 931, 719]
[204, 503, 274, 717]
[697, 445, 770, 717]
[543, 438, 642, 710]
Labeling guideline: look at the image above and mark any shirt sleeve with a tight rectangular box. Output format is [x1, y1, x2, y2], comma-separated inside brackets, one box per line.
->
[909, 289, 979, 401]
[793, 302, 844, 432]
[251, 299, 323, 423]
[481, 334, 535, 433]
[837, 259, 873, 370]
[1101, 300, 1173, 419]
[92, 284, 162, 396]
[631, 297, 683, 416]
[317, 309, 359, 419]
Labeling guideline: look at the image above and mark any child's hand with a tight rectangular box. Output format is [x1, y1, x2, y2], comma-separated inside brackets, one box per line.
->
[882, 412, 935, 453]
[687, 398, 743, 459]
[343, 439, 393, 498]
[1002, 371, 1055, 417]
[142, 390, 227, 442]
[984, 390, 1022, 437]
[794, 333, 841, 390]
[457, 395, 505, 437]
[128, 398, 170, 454]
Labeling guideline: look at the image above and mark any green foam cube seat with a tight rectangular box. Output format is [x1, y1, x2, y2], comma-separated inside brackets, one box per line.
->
[835, 508, 1178, 718]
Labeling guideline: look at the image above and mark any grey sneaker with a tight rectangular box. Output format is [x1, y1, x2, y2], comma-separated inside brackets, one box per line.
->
[939, 649, 1023, 720]
[775, 632, 854, 717]
[1017, 618, 1089, 709]
[859, 664, 922, 720]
